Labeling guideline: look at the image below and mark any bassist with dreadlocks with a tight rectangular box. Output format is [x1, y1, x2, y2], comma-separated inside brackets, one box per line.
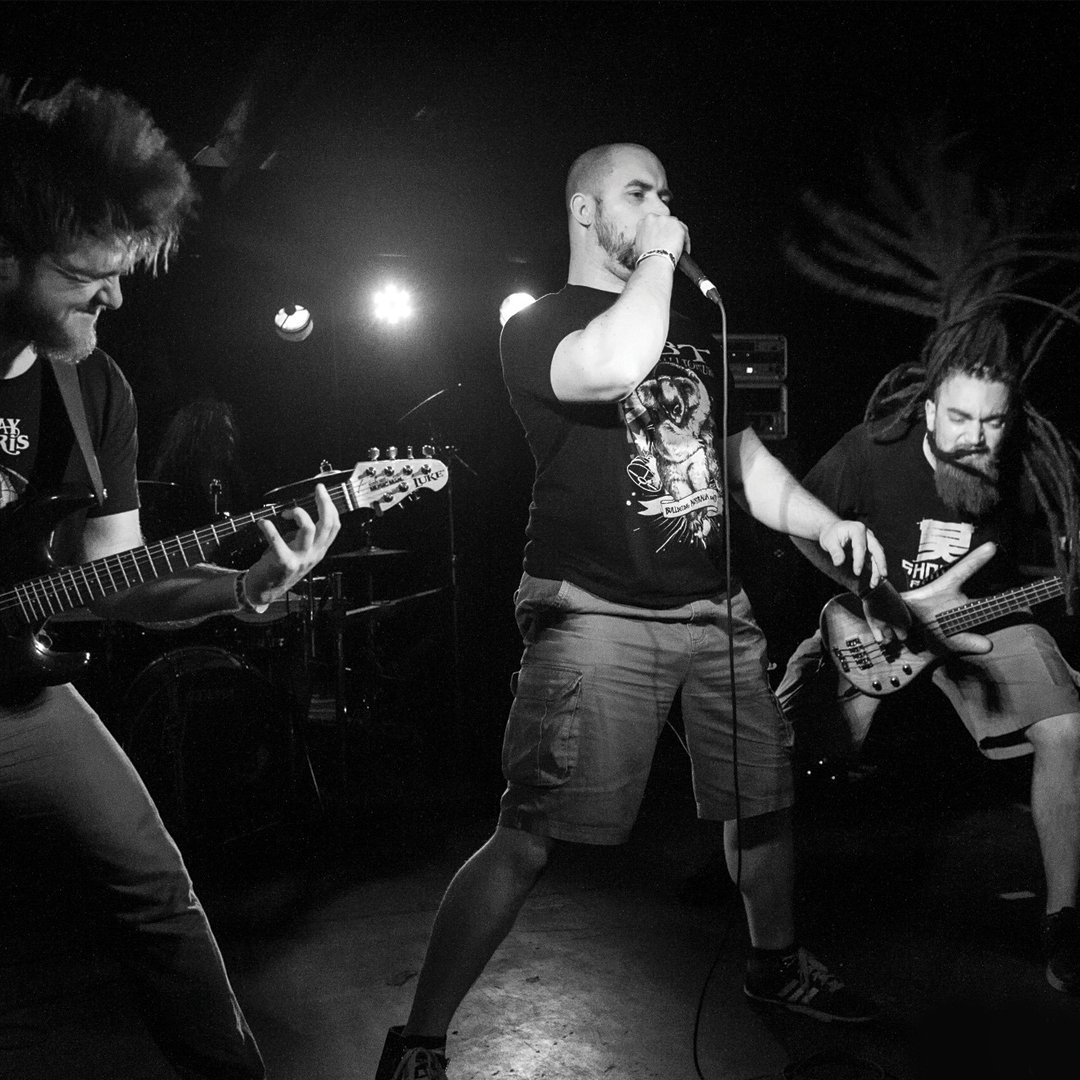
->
[777, 317, 1080, 997]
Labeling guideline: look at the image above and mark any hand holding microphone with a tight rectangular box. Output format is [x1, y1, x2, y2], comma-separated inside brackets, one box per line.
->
[633, 214, 721, 305]
[633, 213, 689, 271]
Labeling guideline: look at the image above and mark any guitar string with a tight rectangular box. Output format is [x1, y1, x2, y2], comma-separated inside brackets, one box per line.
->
[1, 466, 444, 623]
[934, 579, 1062, 636]
[835, 578, 1063, 658]
[1, 494, 327, 621]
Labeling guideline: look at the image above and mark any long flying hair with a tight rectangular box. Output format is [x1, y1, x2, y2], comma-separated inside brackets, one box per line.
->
[0, 78, 196, 269]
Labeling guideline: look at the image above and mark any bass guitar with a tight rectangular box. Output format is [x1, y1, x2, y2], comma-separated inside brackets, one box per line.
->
[821, 541, 1066, 697]
[0, 455, 447, 694]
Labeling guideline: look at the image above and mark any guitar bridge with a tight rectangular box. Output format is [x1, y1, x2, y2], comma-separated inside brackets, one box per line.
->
[840, 638, 874, 670]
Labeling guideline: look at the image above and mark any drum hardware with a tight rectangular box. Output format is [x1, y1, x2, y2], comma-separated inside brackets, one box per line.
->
[346, 586, 445, 619]
[119, 646, 315, 855]
[328, 546, 408, 559]
[261, 462, 359, 505]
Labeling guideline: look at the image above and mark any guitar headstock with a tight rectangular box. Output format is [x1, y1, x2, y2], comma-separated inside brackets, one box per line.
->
[346, 451, 448, 514]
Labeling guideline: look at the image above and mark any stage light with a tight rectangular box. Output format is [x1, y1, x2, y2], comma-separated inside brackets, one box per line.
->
[373, 284, 413, 325]
[500, 292, 536, 326]
[274, 305, 313, 342]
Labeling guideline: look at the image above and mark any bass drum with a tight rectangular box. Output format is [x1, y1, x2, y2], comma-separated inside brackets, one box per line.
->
[120, 647, 304, 858]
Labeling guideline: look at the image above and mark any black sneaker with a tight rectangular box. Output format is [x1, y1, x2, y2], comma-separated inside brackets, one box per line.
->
[744, 947, 879, 1022]
[1044, 907, 1080, 994]
[390, 1048, 447, 1080]
[375, 1026, 448, 1080]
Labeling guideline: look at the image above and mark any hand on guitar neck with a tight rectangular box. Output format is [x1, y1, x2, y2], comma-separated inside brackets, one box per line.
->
[899, 540, 997, 656]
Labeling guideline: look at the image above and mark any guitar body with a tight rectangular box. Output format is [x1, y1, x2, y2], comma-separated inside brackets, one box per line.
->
[821, 543, 1065, 698]
[820, 592, 935, 696]
[0, 488, 96, 694]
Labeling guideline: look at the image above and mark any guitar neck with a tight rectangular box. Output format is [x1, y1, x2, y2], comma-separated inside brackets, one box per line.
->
[936, 577, 1065, 637]
[2, 485, 348, 627]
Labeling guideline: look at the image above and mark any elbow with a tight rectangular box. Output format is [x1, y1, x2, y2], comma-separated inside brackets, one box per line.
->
[551, 366, 641, 403]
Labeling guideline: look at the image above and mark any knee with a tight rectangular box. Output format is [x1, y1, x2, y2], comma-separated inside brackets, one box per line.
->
[490, 826, 556, 882]
[727, 807, 791, 850]
[100, 827, 199, 926]
[1027, 713, 1080, 763]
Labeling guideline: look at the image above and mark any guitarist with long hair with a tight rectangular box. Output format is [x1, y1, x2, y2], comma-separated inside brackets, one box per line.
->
[0, 80, 339, 1076]
[776, 320, 1080, 998]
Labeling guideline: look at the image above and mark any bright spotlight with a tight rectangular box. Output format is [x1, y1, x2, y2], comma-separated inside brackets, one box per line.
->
[500, 292, 536, 327]
[373, 284, 413, 325]
[274, 305, 313, 342]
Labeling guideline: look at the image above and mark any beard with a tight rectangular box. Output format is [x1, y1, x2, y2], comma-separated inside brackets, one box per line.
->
[928, 432, 1002, 516]
[594, 202, 637, 273]
[2, 285, 96, 364]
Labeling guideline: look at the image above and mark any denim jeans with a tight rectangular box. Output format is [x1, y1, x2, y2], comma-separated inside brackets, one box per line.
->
[0, 682, 264, 1079]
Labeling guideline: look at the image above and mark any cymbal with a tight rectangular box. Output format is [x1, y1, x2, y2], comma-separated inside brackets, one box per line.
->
[329, 546, 408, 559]
[346, 587, 444, 617]
[264, 470, 355, 503]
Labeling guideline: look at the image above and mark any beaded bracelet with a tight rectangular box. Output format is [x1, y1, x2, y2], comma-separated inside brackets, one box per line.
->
[635, 248, 677, 272]
[233, 571, 268, 614]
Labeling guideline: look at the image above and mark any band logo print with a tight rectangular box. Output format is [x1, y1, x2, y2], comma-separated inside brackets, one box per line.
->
[622, 342, 722, 551]
[1, 417, 29, 457]
[901, 518, 974, 587]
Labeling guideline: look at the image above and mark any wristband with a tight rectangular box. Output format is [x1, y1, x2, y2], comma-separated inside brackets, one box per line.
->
[635, 248, 678, 272]
[233, 571, 269, 614]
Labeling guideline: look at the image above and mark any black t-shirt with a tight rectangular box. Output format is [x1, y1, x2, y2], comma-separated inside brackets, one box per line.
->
[801, 419, 1019, 596]
[500, 284, 750, 608]
[0, 351, 140, 524]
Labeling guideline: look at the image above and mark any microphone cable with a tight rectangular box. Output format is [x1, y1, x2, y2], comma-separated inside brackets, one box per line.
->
[671, 270, 744, 1080]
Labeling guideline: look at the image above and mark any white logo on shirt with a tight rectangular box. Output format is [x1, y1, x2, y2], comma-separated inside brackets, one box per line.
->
[0, 417, 30, 456]
[901, 519, 974, 587]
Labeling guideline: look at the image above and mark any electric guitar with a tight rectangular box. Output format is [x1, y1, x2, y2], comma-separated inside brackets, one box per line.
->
[0, 455, 448, 694]
[821, 541, 1067, 697]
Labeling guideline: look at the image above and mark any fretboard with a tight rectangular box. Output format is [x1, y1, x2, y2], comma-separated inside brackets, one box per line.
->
[1, 485, 349, 627]
[937, 577, 1065, 637]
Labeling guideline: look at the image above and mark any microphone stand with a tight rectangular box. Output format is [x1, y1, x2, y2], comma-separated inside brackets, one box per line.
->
[397, 387, 475, 736]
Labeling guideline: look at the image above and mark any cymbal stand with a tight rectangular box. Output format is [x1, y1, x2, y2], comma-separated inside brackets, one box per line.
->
[444, 446, 463, 732]
[396, 388, 475, 733]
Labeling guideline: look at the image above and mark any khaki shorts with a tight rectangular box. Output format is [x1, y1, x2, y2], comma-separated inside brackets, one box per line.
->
[498, 575, 794, 844]
[777, 620, 1080, 760]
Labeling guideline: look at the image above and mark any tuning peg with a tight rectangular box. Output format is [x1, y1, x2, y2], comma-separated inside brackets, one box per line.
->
[386, 446, 398, 460]
[406, 445, 415, 458]
[422, 444, 435, 459]
[367, 448, 380, 461]
[319, 459, 334, 473]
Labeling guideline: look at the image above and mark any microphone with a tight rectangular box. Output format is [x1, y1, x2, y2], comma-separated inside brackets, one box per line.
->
[678, 253, 721, 305]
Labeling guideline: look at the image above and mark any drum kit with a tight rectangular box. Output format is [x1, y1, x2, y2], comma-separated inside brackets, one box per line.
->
[50, 471, 448, 856]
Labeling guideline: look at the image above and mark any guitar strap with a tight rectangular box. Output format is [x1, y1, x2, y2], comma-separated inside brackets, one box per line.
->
[49, 358, 105, 508]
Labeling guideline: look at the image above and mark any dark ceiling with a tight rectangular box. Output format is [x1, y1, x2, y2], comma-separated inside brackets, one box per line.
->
[4, 1, 1080, 488]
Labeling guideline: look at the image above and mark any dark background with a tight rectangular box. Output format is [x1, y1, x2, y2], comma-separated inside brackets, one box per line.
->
[5, 1, 1080, 799]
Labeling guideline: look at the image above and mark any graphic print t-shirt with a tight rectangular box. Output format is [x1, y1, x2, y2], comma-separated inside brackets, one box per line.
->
[0, 352, 141, 523]
[500, 284, 749, 608]
[800, 419, 1019, 596]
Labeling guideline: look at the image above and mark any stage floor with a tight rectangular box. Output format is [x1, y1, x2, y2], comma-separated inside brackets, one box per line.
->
[1, 716, 1077, 1080]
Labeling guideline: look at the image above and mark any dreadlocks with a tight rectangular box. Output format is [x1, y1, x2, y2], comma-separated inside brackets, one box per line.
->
[787, 122, 1080, 608]
[0, 78, 196, 271]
